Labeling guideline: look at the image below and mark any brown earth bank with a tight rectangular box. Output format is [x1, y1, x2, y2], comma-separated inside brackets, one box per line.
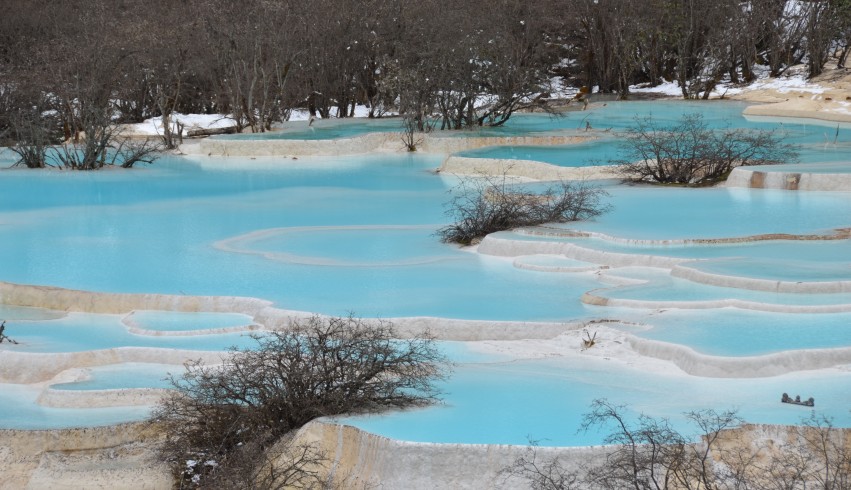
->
[4, 420, 849, 489]
[735, 67, 851, 123]
[0, 422, 169, 490]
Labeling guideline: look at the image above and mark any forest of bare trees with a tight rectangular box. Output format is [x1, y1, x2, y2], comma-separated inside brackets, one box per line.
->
[1, 0, 850, 150]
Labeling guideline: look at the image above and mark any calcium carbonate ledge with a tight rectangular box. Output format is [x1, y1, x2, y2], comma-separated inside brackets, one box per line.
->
[515, 225, 851, 245]
[0, 348, 225, 384]
[743, 102, 851, 124]
[726, 167, 851, 191]
[581, 290, 851, 313]
[671, 263, 851, 294]
[625, 336, 851, 378]
[422, 133, 594, 154]
[0, 281, 583, 343]
[254, 307, 583, 342]
[0, 421, 170, 490]
[285, 420, 851, 490]
[3, 417, 847, 489]
[512, 255, 609, 273]
[190, 132, 593, 157]
[286, 420, 612, 490]
[477, 234, 691, 269]
[36, 387, 169, 409]
[120, 311, 263, 337]
[195, 132, 391, 156]
[440, 155, 617, 181]
[0, 281, 273, 316]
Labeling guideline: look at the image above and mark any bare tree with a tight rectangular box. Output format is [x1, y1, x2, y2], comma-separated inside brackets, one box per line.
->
[761, 0, 810, 78]
[202, 0, 302, 133]
[795, 414, 851, 490]
[614, 113, 798, 185]
[437, 172, 610, 245]
[9, 102, 54, 168]
[509, 399, 850, 490]
[152, 315, 448, 488]
[502, 442, 582, 490]
[837, 1, 851, 68]
[579, 399, 687, 490]
[802, 1, 841, 78]
[573, 0, 646, 97]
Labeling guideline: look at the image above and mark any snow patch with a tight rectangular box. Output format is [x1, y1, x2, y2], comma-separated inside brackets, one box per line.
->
[629, 72, 829, 99]
[127, 113, 237, 136]
[748, 74, 827, 94]
[630, 80, 683, 97]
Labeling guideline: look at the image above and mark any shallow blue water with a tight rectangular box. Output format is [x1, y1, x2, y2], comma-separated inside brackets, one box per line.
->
[50, 363, 177, 391]
[501, 232, 851, 261]
[691, 257, 851, 282]
[0, 384, 153, 430]
[339, 355, 851, 445]
[458, 139, 621, 167]
[496, 230, 851, 284]
[218, 117, 405, 140]
[0, 305, 66, 321]
[0, 313, 255, 353]
[0, 155, 602, 321]
[456, 101, 851, 167]
[608, 307, 851, 356]
[563, 186, 851, 240]
[598, 269, 851, 306]
[126, 311, 255, 332]
[1, 101, 850, 436]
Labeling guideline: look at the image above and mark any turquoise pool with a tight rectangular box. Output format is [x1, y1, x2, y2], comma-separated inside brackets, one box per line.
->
[1, 101, 849, 439]
[456, 101, 851, 167]
[2, 313, 256, 353]
[338, 354, 851, 445]
[124, 311, 255, 332]
[50, 363, 177, 391]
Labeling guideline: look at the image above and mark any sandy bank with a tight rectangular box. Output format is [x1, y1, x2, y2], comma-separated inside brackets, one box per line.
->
[727, 166, 851, 191]
[0, 348, 224, 384]
[187, 132, 592, 158]
[0, 280, 580, 343]
[440, 155, 618, 180]
[4, 415, 848, 489]
[0, 422, 169, 490]
[285, 420, 611, 489]
[734, 68, 851, 123]
[283, 420, 851, 490]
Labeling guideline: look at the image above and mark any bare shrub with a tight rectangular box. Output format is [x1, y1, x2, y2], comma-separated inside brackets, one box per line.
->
[508, 399, 851, 490]
[0, 320, 19, 344]
[614, 113, 798, 186]
[501, 441, 581, 490]
[789, 414, 851, 490]
[9, 108, 54, 169]
[437, 173, 610, 245]
[151, 315, 448, 488]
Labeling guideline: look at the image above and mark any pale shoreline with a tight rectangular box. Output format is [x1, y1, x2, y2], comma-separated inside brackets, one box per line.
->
[733, 67, 851, 123]
[4, 418, 849, 490]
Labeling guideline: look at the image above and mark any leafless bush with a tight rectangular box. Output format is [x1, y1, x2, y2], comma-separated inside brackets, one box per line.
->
[9, 105, 162, 170]
[789, 414, 851, 490]
[437, 173, 610, 245]
[152, 315, 448, 488]
[509, 399, 850, 490]
[185, 435, 327, 490]
[9, 108, 54, 169]
[614, 113, 798, 185]
[501, 442, 582, 490]
[0, 320, 19, 344]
